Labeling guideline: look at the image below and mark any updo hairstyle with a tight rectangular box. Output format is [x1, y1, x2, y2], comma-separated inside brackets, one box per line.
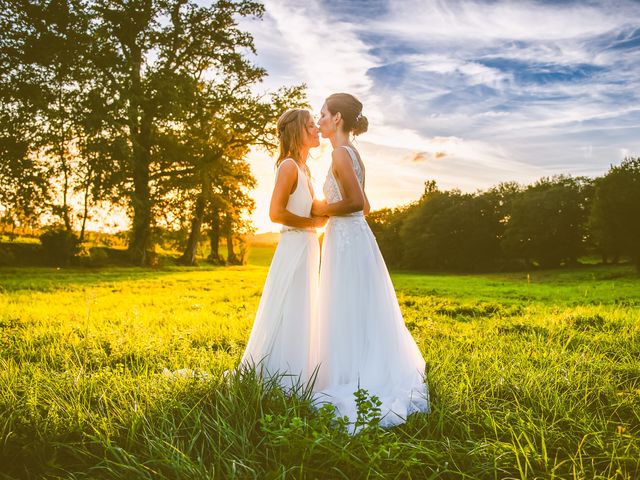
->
[325, 93, 368, 136]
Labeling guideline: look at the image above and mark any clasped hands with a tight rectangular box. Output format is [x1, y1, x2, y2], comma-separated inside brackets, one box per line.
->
[312, 199, 329, 227]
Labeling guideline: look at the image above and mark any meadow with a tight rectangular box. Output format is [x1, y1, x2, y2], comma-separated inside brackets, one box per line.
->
[0, 246, 639, 479]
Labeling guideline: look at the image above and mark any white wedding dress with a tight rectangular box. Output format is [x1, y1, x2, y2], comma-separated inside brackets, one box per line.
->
[313, 146, 430, 428]
[240, 158, 319, 389]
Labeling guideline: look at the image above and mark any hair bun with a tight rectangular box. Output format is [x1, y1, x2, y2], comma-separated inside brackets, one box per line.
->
[325, 93, 368, 136]
[352, 114, 368, 136]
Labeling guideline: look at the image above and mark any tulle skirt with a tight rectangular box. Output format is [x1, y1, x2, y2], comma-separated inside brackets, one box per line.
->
[240, 230, 319, 389]
[312, 214, 430, 428]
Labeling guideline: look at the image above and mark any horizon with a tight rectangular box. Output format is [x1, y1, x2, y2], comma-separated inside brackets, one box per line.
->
[11, 0, 638, 236]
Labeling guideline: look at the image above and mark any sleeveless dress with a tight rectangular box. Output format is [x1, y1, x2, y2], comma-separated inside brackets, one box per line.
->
[240, 158, 320, 389]
[313, 146, 430, 429]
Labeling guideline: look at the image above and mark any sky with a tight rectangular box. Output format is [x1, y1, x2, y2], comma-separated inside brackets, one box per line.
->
[238, 0, 640, 233]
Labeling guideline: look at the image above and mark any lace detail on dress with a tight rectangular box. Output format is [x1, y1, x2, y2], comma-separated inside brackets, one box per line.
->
[327, 215, 368, 254]
[323, 146, 364, 205]
[323, 169, 342, 204]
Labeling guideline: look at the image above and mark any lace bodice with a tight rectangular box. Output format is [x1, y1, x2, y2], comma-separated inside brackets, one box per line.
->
[323, 146, 364, 205]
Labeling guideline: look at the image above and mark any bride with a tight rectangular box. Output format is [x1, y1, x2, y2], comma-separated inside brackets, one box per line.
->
[311, 93, 430, 427]
[240, 108, 327, 388]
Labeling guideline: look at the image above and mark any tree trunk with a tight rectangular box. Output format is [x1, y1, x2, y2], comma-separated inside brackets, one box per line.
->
[128, 130, 152, 265]
[225, 214, 239, 265]
[127, 46, 153, 266]
[60, 143, 72, 233]
[180, 171, 214, 265]
[207, 205, 223, 264]
[58, 75, 72, 233]
[179, 192, 206, 266]
[79, 164, 93, 243]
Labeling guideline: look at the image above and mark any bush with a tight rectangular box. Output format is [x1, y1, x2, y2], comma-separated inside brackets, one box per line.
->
[90, 246, 110, 265]
[0, 244, 16, 266]
[76, 246, 111, 267]
[39, 225, 80, 266]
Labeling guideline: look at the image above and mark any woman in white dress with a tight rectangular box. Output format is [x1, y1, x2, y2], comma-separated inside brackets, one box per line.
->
[311, 93, 430, 428]
[240, 108, 327, 389]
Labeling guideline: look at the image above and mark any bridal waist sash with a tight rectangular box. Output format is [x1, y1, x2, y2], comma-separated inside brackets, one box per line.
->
[281, 226, 316, 234]
[332, 211, 364, 219]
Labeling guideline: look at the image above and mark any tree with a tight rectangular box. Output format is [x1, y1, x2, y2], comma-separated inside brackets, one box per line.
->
[367, 206, 411, 268]
[501, 175, 592, 268]
[0, 0, 123, 241]
[35, 0, 94, 233]
[589, 157, 640, 270]
[400, 189, 504, 271]
[88, 0, 265, 265]
[218, 157, 256, 265]
[174, 85, 306, 266]
[483, 181, 522, 231]
[0, 0, 76, 230]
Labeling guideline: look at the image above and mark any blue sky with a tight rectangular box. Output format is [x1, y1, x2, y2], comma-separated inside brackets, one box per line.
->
[240, 0, 640, 232]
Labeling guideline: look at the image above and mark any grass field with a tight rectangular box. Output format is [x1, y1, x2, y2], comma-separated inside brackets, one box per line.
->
[0, 249, 639, 478]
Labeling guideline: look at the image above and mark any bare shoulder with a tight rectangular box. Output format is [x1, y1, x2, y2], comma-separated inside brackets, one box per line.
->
[277, 158, 298, 176]
[276, 159, 299, 192]
[331, 147, 352, 168]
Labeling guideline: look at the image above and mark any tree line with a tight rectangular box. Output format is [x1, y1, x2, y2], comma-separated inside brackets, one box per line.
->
[0, 0, 305, 266]
[368, 157, 640, 272]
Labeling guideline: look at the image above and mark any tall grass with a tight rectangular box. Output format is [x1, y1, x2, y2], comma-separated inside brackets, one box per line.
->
[0, 264, 638, 478]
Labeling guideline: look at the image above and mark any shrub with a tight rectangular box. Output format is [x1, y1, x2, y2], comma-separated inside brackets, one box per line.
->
[39, 225, 80, 266]
[0, 244, 16, 266]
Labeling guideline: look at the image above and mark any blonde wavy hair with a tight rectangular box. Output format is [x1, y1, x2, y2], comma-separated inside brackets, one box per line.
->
[276, 108, 312, 169]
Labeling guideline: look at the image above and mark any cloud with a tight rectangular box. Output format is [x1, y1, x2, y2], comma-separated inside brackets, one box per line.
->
[241, 0, 640, 231]
[371, 1, 640, 43]
[405, 151, 428, 163]
[241, 0, 379, 109]
[404, 150, 449, 163]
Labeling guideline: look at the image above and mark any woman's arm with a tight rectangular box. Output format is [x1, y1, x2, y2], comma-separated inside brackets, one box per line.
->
[270, 161, 326, 228]
[312, 149, 364, 217]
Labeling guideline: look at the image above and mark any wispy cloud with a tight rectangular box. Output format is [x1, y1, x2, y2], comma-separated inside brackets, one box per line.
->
[241, 0, 378, 105]
[242, 0, 640, 232]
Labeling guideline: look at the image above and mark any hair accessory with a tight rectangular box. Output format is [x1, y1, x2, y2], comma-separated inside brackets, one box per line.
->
[356, 111, 363, 121]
